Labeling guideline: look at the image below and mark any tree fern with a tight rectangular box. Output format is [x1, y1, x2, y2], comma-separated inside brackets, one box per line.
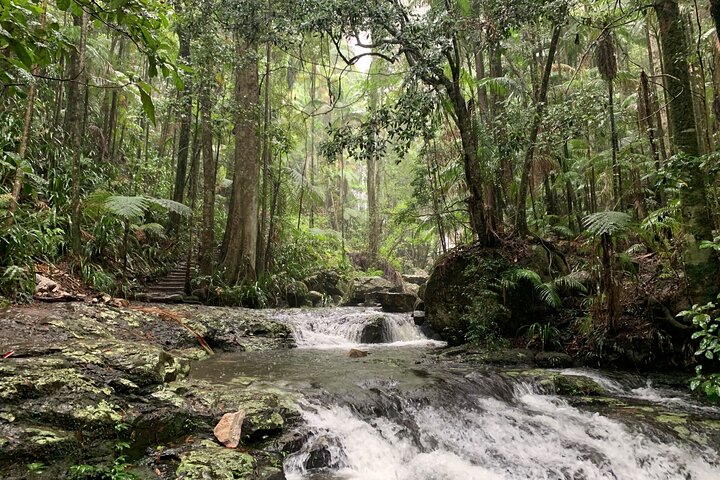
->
[501, 268, 586, 310]
[583, 211, 633, 237]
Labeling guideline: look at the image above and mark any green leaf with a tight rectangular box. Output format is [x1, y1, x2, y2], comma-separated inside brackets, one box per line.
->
[57, 0, 71, 11]
[137, 84, 156, 125]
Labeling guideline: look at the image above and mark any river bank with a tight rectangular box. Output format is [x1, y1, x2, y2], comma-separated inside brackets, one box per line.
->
[1, 303, 719, 479]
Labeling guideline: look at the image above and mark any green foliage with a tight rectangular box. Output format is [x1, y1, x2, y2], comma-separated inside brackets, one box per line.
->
[679, 298, 720, 402]
[500, 268, 587, 310]
[583, 211, 634, 238]
[462, 290, 509, 349]
[520, 322, 562, 351]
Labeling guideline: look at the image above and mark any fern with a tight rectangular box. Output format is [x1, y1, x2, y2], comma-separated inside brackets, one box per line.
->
[501, 268, 586, 310]
[85, 192, 192, 220]
[104, 196, 150, 219]
[553, 271, 588, 294]
[583, 211, 633, 237]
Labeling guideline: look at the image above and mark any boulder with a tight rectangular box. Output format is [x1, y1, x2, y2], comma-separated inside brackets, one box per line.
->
[177, 440, 256, 479]
[402, 273, 428, 286]
[214, 411, 246, 448]
[535, 351, 574, 368]
[343, 277, 401, 306]
[359, 317, 387, 343]
[348, 349, 369, 358]
[403, 283, 420, 296]
[286, 281, 309, 308]
[377, 292, 417, 313]
[35, 274, 58, 293]
[412, 310, 426, 326]
[424, 246, 512, 346]
[307, 290, 323, 307]
[303, 270, 350, 298]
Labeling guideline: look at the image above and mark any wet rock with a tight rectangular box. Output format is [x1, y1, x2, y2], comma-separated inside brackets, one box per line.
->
[0, 423, 81, 466]
[176, 440, 256, 479]
[348, 349, 369, 358]
[304, 437, 337, 470]
[286, 281, 310, 308]
[359, 317, 387, 343]
[308, 290, 323, 307]
[168, 379, 294, 441]
[303, 270, 350, 298]
[343, 277, 401, 306]
[403, 283, 420, 296]
[412, 310, 426, 326]
[377, 292, 418, 313]
[214, 411, 246, 448]
[505, 369, 605, 396]
[402, 273, 428, 286]
[535, 351, 573, 368]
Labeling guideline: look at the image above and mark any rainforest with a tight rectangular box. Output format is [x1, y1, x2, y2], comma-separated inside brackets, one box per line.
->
[1, 0, 720, 479]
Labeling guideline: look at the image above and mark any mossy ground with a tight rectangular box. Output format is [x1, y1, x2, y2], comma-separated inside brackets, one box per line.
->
[0, 303, 295, 479]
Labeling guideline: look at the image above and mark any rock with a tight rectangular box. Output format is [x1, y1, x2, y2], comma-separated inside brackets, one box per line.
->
[176, 440, 256, 479]
[359, 317, 387, 343]
[214, 411, 246, 448]
[108, 297, 130, 308]
[402, 273, 428, 286]
[303, 270, 350, 298]
[412, 310, 426, 326]
[403, 283, 420, 296]
[343, 277, 401, 306]
[534, 351, 573, 368]
[35, 274, 58, 293]
[348, 349, 368, 358]
[308, 290, 323, 307]
[286, 281, 309, 308]
[377, 292, 418, 313]
[424, 246, 511, 345]
[417, 283, 427, 300]
[304, 437, 337, 470]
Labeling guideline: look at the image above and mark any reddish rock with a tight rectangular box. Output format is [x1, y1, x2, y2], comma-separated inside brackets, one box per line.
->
[214, 411, 246, 448]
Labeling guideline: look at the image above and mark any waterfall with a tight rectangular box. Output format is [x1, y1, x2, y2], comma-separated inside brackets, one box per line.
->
[285, 375, 720, 480]
[271, 307, 441, 349]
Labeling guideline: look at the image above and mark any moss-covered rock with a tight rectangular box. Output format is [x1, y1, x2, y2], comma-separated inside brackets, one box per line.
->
[505, 369, 606, 396]
[424, 246, 511, 345]
[176, 440, 256, 479]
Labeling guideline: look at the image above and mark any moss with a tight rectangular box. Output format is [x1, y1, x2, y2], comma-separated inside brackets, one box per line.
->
[505, 370, 605, 396]
[176, 440, 256, 479]
[656, 413, 688, 425]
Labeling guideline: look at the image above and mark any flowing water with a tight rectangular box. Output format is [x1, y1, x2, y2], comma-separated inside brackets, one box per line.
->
[190, 307, 720, 480]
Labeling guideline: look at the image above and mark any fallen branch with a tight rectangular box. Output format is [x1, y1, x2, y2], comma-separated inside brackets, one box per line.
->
[129, 306, 215, 355]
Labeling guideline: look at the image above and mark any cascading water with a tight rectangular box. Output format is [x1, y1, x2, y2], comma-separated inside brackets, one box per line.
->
[270, 307, 440, 348]
[190, 307, 720, 480]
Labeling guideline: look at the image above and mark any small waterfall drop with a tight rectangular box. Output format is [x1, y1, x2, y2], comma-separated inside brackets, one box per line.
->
[271, 307, 441, 348]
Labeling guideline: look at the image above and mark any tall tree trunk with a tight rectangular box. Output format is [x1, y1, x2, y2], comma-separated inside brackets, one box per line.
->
[516, 10, 565, 235]
[367, 58, 382, 265]
[257, 37, 272, 277]
[608, 80, 622, 205]
[198, 85, 216, 277]
[223, 40, 260, 284]
[170, 18, 192, 232]
[66, 11, 89, 256]
[655, 0, 719, 302]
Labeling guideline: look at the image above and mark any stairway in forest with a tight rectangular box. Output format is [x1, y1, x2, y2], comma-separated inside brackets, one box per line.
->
[142, 260, 198, 303]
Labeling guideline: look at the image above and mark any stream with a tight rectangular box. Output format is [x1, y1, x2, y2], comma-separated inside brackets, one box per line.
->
[190, 307, 720, 480]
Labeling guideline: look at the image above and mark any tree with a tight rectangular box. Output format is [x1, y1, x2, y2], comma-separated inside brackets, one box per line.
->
[654, 0, 719, 302]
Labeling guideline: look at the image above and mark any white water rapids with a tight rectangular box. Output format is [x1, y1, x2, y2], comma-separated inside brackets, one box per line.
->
[199, 307, 720, 480]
